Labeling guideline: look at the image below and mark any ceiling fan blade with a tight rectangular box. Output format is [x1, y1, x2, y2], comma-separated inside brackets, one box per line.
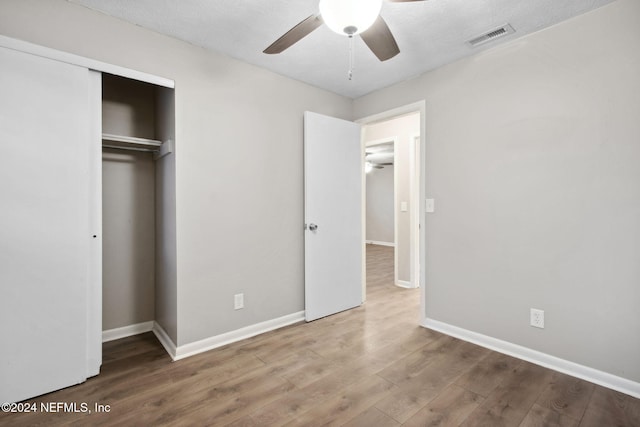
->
[263, 15, 323, 54]
[366, 147, 393, 154]
[360, 16, 400, 61]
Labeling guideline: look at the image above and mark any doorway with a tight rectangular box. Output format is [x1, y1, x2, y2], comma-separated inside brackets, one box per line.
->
[363, 113, 420, 291]
[100, 74, 177, 348]
[303, 102, 426, 325]
[357, 102, 426, 324]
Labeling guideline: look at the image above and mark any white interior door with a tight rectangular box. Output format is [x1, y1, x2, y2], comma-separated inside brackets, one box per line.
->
[0, 46, 98, 403]
[304, 111, 363, 321]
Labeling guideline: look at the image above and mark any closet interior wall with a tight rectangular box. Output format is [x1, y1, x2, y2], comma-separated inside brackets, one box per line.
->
[102, 74, 176, 336]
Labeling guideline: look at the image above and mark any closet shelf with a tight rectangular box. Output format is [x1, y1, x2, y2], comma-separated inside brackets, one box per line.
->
[102, 133, 173, 159]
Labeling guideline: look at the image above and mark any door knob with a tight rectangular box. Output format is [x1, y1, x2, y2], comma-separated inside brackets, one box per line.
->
[309, 223, 318, 231]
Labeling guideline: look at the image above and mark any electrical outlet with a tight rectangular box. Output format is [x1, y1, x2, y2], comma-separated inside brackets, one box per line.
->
[530, 308, 544, 329]
[234, 293, 244, 310]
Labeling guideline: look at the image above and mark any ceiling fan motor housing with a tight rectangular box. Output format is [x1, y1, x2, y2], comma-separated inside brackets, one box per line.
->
[344, 25, 358, 36]
[319, 0, 383, 36]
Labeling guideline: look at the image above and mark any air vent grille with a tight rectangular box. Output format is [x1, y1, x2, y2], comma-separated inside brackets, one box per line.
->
[467, 24, 515, 48]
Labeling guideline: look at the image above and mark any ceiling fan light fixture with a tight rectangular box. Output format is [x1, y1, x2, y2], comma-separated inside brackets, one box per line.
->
[319, 0, 383, 36]
[365, 161, 374, 173]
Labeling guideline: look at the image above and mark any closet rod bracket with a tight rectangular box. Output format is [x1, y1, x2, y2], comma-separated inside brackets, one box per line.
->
[154, 139, 173, 160]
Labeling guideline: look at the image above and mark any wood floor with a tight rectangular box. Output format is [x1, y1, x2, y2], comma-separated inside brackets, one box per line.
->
[2, 244, 639, 426]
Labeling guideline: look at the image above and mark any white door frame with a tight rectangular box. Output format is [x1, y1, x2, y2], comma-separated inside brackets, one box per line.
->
[409, 133, 421, 289]
[0, 35, 174, 89]
[357, 101, 427, 324]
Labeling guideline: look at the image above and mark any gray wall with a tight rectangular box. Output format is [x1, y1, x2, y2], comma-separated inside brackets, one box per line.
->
[0, 0, 352, 346]
[102, 149, 156, 330]
[354, 0, 640, 382]
[366, 165, 394, 244]
[154, 86, 178, 341]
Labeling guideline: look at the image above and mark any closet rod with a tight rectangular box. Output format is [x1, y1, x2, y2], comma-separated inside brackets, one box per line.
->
[101, 133, 162, 149]
[102, 144, 158, 153]
[101, 133, 173, 159]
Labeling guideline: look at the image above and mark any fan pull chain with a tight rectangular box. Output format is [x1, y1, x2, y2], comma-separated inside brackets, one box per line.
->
[348, 35, 354, 81]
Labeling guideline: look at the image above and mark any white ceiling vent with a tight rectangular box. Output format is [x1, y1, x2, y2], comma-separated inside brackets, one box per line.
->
[467, 24, 515, 48]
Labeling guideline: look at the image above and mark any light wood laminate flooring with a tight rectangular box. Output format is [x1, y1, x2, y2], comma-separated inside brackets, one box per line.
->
[1, 244, 638, 426]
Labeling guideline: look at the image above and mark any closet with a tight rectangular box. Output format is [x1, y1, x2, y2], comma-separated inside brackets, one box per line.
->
[0, 35, 176, 404]
[101, 74, 175, 339]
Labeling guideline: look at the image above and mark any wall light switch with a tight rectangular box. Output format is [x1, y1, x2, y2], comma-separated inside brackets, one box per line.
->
[234, 293, 244, 310]
[425, 198, 435, 213]
[400, 202, 408, 212]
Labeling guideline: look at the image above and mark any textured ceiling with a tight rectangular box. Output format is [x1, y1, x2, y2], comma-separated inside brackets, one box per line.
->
[70, 0, 616, 98]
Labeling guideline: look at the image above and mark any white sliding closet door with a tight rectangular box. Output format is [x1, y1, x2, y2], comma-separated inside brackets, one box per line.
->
[0, 46, 99, 403]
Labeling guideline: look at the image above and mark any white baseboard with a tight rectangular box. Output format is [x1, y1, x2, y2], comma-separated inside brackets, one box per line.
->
[152, 322, 177, 360]
[422, 318, 640, 399]
[167, 311, 305, 361]
[104, 313, 306, 362]
[102, 321, 154, 343]
[366, 240, 395, 247]
[396, 280, 417, 289]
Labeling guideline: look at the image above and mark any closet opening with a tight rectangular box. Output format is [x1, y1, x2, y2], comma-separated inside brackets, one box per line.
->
[101, 73, 176, 351]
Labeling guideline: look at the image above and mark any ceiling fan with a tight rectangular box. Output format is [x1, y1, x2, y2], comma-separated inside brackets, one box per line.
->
[264, 0, 426, 62]
[365, 144, 394, 171]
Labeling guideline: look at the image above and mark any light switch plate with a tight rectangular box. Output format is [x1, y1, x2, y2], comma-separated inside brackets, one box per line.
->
[234, 293, 244, 310]
[400, 202, 408, 212]
[425, 198, 435, 213]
